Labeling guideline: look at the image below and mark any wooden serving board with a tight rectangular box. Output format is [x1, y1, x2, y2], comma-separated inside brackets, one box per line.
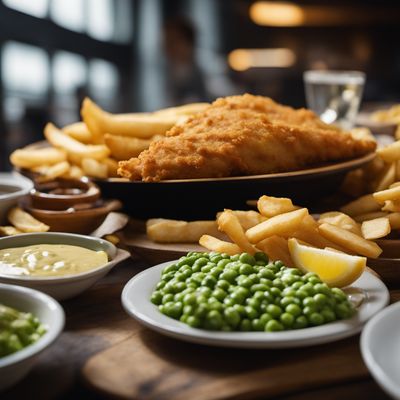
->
[121, 220, 203, 264]
[82, 330, 370, 400]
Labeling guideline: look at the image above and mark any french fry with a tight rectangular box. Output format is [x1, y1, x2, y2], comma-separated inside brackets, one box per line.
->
[318, 223, 382, 258]
[147, 219, 221, 243]
[104, 134, 153, 160]
[62, 122, 92, 143]
[0, 226, 23, 236]
[154, 103, 209, 116]
[82, 98, 180, 141]
[374, 162, 396, 192]
[44, 123, 110, 161]
[361, 217, 391, 240]
[10, 147, 67, 169]
[387, 213, 400, 229]
[8, 207, 49, 233]
[34, 161, 70, 183]
[246, 208, 309, 244]
[256, 236, 294, 267]
[257, 195, 297, 217]
[353, 211, 388, 223]
[81, 158, 108, 179]
[373, 185, 400, 203]
[217, 210, 256, 254]
[318, 212, 362, 236]
[216, 210, 266, 231]
[199, 235, 241, 256]
[382, 200, 400, 212]
[103, 158, 119, 177]
[390, 182, 400, 188]
[61, 165, 84, 180]
[340, 194, 380, 217]
[377, 141, 400, 163]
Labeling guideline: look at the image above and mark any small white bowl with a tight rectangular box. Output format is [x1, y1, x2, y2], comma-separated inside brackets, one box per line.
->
[0, 233, 130, 300]
[0, 173, 33, 223]
[0, 283, 64, 391]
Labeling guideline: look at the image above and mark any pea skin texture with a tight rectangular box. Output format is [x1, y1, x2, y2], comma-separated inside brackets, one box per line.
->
[151, 252, 355, 332]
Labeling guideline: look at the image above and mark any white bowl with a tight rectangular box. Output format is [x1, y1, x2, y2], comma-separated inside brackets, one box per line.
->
[0, 173, 33, 223]
[361, 301, 400, 399]
[0, 283, 64, 391]
[0, 233, 130, 300]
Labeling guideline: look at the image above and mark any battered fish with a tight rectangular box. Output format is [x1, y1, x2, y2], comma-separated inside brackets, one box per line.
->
[118, 94, 376, 182]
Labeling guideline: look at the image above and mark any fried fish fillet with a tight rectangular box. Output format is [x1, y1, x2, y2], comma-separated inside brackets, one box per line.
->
[118, 94, 376, 182]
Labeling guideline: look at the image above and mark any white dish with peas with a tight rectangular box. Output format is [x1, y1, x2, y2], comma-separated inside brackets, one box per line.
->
[122, 252, 389, 348]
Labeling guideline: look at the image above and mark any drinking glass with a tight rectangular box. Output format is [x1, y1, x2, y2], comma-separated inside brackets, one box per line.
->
[303, 70, 365, 130]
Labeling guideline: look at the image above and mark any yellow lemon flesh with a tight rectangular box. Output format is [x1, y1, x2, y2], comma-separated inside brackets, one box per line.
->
[288, 238, 366, 287]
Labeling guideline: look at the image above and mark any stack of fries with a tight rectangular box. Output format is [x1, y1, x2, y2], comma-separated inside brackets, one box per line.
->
[0, 207, 49, 236]
[9, 99, 208, 182]
[198, 195, 383, 265]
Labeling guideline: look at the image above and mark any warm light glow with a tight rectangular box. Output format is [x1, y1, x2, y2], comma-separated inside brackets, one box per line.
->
[228, 48, 296, 71]
[250, 2, 304, 27]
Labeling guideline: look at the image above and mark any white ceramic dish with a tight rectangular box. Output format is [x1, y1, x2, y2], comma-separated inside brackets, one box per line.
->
[361, 301, 400, 400]
[0, 283, 64, 391]
[122, 262, 389, 348]
[0, 172, 33, 223]
[0, 233, 130, 300]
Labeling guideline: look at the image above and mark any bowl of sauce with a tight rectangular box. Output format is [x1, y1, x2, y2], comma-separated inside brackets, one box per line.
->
[0, 173, 33, 224]
[0, 233, 130, 300]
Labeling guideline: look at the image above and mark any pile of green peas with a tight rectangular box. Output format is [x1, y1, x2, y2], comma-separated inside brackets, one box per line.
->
[150, 251, 355, 332]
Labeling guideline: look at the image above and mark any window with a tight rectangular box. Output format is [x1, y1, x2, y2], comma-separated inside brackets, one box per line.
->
[2, 41, 49, 95]
[3, 0, 48, 18]
[89, 58, 119, 97]
[87, 0, 114, 41]
[53, 51, 87, 94]
[50, 0, 85, 32]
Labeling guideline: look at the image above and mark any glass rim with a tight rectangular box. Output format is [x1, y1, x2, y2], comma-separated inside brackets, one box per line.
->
[303, 70, 365, 84]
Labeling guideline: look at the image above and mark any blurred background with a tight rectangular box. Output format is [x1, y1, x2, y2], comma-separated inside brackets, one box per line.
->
[1, 0, 400, 170]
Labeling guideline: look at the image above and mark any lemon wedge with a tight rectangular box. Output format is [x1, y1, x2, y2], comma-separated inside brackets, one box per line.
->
[288, 238, 366, 287]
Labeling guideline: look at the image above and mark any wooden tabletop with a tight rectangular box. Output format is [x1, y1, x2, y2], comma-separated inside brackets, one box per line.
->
[2, 255, 398, 400]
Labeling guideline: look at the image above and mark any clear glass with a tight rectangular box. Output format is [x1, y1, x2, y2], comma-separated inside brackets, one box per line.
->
[304, 70, 365, 130]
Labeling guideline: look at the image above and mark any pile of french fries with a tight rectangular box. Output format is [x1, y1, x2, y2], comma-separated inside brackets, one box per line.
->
[10, 99, 208, 182]
[198, 195, 383, 266]
[372, 104, 400, 139]
[0, 207, 49, 236]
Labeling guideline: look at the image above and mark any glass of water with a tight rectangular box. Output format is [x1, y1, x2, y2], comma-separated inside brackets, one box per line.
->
[303, 70, 365, 130]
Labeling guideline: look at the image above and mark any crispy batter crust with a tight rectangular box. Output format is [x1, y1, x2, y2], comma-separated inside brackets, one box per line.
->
[118, 94, 376, 182]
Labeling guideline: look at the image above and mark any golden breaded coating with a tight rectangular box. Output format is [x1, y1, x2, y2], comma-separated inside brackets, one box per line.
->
[118, 94, 376, 182]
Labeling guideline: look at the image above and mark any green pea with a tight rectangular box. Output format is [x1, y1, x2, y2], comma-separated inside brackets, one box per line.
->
[314, 283, 331, 296]
[245, 306, 258, 319]
[335, 303, 354, 319]
[259, 313, 272, 325]
[248, 273, 260, 284]
[150, 291, 163, 305]
[212, 288, 227, 301]
[205, 310, 223, 330]
[321, 308, 336, 323]
[223, 297, 235, 307]
[216, 279, 230, 291]
[217, 259, 231, 269]
[224, 307, 241, 327]
[163, 263, 178, 274]
[280, 296, 298, 307]
[194, 304, 208, 318]
[282, 288, 296, 297]
[159, 304, 167, 315]
[187, 316, 201, 328]
[291, 281, 303, 290]
[202, 275, 217, 288]
[233, 304, 246, 316]
[293, 315, 308, 329]
[162, 293, 174, 304]
[314, 293, 328, 307]
[274, 261, 285, 269]
[331, 288, 347, 301]
[220, 270, 237, 283]
[240, 318, 252, 331]
[162, 271, 175, 282]
[239, 264, 254, 275]
[286, 303, 302, 317]
[265, 319, 284, 332]
[239, 253, 256, 265]
[308, 312, 324, 326]
[174, 293, 185, 302]
[263, 291, 273, 303]
[270, 287, 282, 297]
[230, 254, 240, 261]
[296, 290, 309, 300]
[156, 281, 166, 290]
[303, 297, 316, 308]
[303, 306, 315, 316]
[183, 305, 194, 315]
[267, 304, 282, 318]
[246, 298, 260, 310]
[230, 291, 245, 305]
[239, 278, 253, 288]
[208, 300, 223, 312]
[254, 252, 269, 264]
[210, 255, 223, 263]
[280, 312, 294, 328]
[251, 319, 264, 331]
[259, 278, 273, 287]
[259, 268, 275, 280]
[165, 301, 182, 319]
[252, 291, 265, 301]
[201, 264, 213, 273]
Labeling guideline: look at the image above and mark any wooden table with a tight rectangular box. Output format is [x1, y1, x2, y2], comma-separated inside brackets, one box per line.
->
[2, 255, 397, 400]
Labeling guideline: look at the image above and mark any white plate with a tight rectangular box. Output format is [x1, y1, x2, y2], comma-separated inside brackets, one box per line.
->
[361, 301, 400, 399]
[121, 262, 390, 348]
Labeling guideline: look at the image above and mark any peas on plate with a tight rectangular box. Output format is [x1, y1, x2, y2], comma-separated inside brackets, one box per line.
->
[150, 252, 356, 332]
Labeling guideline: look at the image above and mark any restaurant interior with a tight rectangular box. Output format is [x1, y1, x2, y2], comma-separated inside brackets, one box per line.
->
[1, 1, 400, 399]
